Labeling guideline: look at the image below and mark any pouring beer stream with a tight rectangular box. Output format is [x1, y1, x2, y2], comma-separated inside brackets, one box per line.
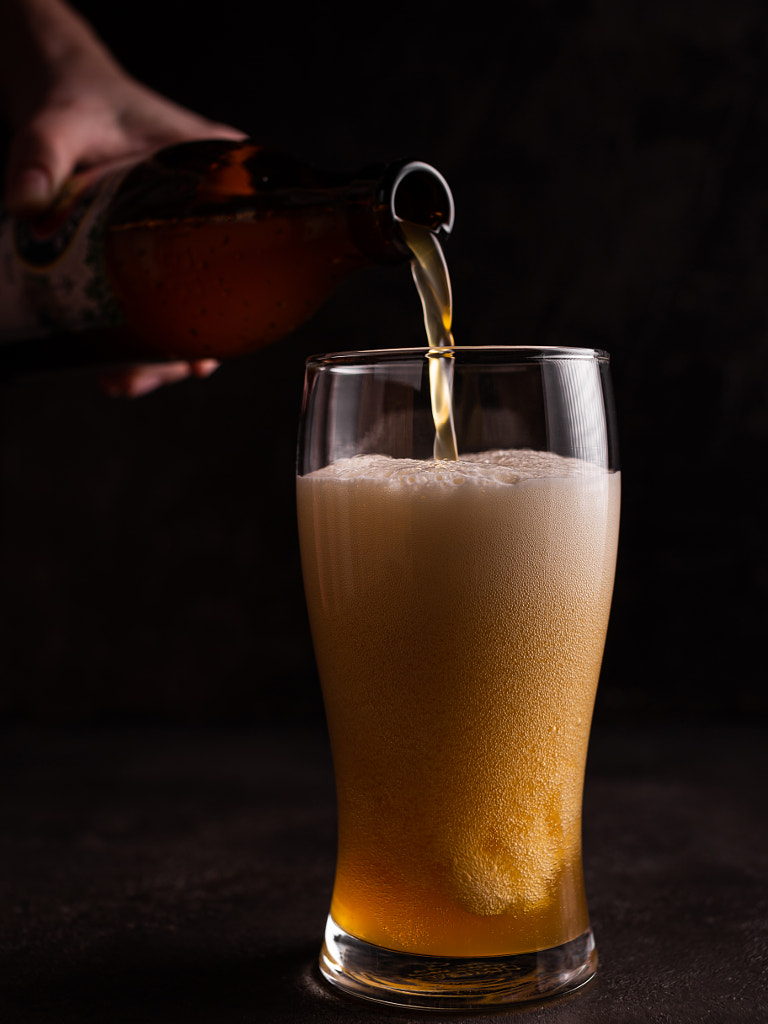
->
[400, 221, 459, 461]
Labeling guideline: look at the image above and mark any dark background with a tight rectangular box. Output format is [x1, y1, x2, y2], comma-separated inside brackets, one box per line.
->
[1, 0, 767, 728]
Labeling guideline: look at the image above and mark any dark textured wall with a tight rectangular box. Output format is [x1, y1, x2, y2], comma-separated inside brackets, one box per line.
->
[1, 2, 766, 724]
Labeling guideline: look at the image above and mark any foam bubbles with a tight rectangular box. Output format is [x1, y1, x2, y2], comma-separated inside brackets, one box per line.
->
[448, 837, 557, 916]
[309, 449, 603, 489]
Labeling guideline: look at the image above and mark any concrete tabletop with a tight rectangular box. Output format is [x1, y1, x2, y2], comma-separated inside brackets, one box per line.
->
[1, 717, 764, 1023]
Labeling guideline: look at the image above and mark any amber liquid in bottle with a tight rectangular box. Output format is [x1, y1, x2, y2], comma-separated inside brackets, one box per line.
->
[0, 140, 454, 368]
[102, 145, 377, 359]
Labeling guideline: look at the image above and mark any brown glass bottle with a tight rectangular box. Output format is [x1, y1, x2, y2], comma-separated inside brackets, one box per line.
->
[0, 140, 454, 365]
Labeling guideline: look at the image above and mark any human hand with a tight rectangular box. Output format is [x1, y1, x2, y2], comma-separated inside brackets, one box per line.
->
[0, 0, 247, 395]
[96, 359, 222, 399]
[1, 0, 246, 214]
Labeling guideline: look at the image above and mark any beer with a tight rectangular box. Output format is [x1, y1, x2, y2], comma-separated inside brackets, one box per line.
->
[400, 220, 457, 460]
[297, 448, 620, 957]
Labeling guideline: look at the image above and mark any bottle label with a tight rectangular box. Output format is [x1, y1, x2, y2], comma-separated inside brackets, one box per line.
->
[0, 169, 127, 342]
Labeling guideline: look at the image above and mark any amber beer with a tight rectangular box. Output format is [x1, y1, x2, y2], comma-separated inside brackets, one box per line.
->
[298, 448, 620, 957]
[297, 344, 620, 1008]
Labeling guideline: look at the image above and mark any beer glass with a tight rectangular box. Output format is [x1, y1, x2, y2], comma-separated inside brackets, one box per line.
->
[296, 346, 620, 1009]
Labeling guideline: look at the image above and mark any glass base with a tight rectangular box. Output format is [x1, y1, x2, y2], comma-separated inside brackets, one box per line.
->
[319, 915, 598, 1010]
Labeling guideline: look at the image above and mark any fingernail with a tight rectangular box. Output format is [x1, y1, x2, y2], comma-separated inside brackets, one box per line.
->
[191, 359, 220, 378]
[10, 166, 53, 213]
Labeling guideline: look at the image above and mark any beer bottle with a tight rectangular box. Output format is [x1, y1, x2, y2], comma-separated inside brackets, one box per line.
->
[0, 140, 454, 371]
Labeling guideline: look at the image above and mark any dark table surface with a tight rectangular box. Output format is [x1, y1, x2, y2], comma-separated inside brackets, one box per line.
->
[1, 716, 765, 1024]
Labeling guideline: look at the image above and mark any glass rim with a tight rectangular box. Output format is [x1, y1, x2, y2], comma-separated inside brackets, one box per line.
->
[305, 345, 611, 369]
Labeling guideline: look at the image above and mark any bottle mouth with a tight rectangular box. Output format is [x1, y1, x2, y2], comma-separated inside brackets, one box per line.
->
[387, 160, 455, 240]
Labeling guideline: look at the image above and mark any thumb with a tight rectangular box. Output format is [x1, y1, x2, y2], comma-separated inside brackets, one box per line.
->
[4, 114, 83, 215]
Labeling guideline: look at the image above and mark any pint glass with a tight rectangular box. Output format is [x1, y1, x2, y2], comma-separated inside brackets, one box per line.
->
[296, 347, 620, 1009]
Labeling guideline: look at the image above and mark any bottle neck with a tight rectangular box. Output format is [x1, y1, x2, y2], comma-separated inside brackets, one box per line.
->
[103, 141, 454, 266]
[346, 158, 455, 265]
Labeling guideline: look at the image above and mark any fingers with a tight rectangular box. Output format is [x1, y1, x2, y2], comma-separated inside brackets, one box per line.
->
[189, 359, 221, 379]
[3, 107, 98, 215]
[97, 360, 220, 398]
[4, 130, 59, 215]
[4, 98, 248, 216]
[117, 82, 247, 146]
[4, 163, 54, 214]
